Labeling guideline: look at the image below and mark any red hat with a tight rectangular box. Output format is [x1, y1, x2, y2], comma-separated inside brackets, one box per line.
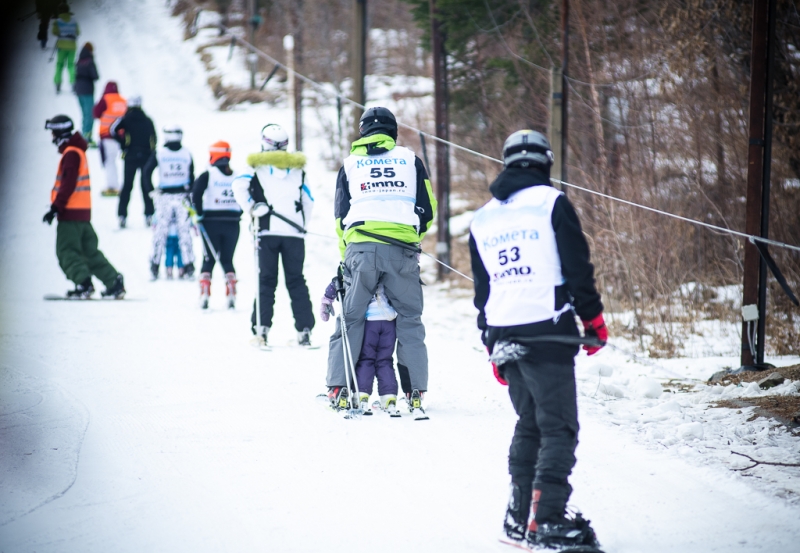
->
[209, 141, 232, 164]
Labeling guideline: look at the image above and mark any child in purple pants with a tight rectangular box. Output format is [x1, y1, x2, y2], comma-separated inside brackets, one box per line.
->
[321, 279, 399, 414]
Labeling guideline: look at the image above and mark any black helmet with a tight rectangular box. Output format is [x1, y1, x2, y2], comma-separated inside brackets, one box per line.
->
[502, 130, 554, 169]
[45, 115, 74, 146]
[359, 107, 397, 140]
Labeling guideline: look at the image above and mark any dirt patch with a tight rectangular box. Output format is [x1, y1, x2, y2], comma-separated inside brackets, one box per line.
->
[710, 364, 800, 427]
[713, 364, 800, 386]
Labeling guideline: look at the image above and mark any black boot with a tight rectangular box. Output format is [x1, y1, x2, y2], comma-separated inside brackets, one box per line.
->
[67, 277, 94, 299]
[503, 481, 532, 542]
[179, 262, 195, 280]
[101, 274, 126, 299]
[531, 512, 600, 550]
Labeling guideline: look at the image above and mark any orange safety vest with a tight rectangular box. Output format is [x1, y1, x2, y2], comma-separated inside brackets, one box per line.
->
[99, 92, 127, 138]
[51, 146, 91, 210]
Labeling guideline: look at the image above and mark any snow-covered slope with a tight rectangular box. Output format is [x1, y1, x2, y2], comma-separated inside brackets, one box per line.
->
[1, 1, 799, 552]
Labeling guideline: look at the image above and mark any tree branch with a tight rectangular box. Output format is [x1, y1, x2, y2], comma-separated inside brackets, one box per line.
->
[730, 451, 800, 471]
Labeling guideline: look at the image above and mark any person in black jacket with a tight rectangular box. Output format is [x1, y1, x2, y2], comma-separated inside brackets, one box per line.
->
[110, 95, 156, 227]
[36, 0, 59, 49]
[74, 42, 99, 145]
[191, 141, 242, 309]
[469, 130, 607, 551]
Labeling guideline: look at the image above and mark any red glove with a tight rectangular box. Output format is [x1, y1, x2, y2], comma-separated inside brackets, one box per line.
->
[581, 313, 608, 356]
[492, 362, 508, 386]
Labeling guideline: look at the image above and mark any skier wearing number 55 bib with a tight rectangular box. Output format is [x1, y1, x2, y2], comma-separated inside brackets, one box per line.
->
[469, 130, 607, 552]
[325, 107, 437, 414]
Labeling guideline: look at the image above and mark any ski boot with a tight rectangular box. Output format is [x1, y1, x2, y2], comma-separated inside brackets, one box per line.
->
[530, 512, 601, 551]
[380, 394, 401, 417]
[328, 386, 350, 411]
[225, 272, 237, 309]
[149, 262, 159, 281]
[297, 327, 312, 347]
[199, 272, 211, 309]
[55, 82, 61, 94]
[359, 393, 372, 415]
[101, 274, 126, 299]
[166, 267, 174, 280]
[255, 325, 270, 350]
[67, 277, 95, 299]
[406, 389, 428, 420]
[118, 216, 126, 229]
[179, 262, 195, 280]
[502, 482, 532, 544]
[145, 215, 153, 227]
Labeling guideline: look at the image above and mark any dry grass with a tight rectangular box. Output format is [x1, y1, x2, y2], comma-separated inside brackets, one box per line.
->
[710, 364, 800, 427]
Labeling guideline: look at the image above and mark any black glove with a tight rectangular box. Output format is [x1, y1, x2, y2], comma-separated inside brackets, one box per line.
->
[43, 207, 57, 225]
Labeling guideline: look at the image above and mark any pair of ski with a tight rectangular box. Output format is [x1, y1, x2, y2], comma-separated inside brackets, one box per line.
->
[319, 390, 429, 421]
[44, 294, 132, 301]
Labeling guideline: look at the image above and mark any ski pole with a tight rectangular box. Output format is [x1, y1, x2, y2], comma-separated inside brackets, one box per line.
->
[49, 44, 57, 62]
[336, 278, 361, 415]
[253, 216, 263, 344]
[17, 9, 37, 22]
[197, 223, 222, 270]
[354, 228, 474, 282]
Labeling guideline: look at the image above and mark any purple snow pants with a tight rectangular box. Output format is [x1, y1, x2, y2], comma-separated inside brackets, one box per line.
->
[355, 319, 398, 396]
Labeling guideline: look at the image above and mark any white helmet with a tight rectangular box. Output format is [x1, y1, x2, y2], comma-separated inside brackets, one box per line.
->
[260, 124, 289, 152]
[127, 95, 142, 108]
[163, 124, 183, 144]
[502, 130, 554, 169]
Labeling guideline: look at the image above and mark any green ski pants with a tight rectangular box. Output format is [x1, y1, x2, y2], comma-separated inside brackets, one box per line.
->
[56, 221, 118, 287]
[54, 49, 76, 85]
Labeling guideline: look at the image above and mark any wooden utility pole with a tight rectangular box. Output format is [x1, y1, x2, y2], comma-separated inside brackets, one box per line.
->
[430, 0, 450, 279]
[549, 67, 563, 190]
[292, 0, 304, 151]
[741, 0, 774, 368]
[560, 0, 569, 187]
[284, 34, 295, 137]
[351, 0, 367, 140]
[248, 0, 258, 89]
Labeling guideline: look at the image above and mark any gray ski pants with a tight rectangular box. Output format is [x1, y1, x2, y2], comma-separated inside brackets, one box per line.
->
[326, 242, 428, 392]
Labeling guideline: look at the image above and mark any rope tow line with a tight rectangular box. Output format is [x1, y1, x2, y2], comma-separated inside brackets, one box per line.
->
[216, 27, 800, 257]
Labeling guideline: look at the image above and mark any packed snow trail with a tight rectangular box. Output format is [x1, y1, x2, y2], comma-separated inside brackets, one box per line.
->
[1, 1, 799, 551]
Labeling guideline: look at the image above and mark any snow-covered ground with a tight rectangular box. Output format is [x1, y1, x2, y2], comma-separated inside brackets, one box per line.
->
[1, 1, 799, 551]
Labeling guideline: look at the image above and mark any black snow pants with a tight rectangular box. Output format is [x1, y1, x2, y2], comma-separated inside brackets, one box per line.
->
[200, 220, 239, 274]
[504, 358, 579, 525]
[118, 150, 155, 218]
[251, 235, 315, 332]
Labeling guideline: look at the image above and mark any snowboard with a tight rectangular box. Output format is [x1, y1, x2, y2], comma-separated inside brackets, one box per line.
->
[499, 537, 604, 553]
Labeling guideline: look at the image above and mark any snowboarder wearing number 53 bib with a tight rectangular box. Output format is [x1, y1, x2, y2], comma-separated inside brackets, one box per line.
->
[469, 130, 607, 551]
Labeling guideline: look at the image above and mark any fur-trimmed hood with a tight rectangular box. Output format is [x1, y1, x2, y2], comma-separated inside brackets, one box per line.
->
[247, 151, 306, 170]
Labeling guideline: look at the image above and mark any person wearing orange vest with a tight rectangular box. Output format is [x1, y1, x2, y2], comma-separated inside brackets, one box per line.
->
[43, 115, 125, 299]
[92, 81, 126, 196]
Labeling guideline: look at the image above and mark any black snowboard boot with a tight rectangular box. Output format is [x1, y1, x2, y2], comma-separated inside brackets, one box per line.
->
[503, 481, 532, 542]
[530, 512, 600, 550]
[101, 274, 126, 299]
[67, 277, 95, 299]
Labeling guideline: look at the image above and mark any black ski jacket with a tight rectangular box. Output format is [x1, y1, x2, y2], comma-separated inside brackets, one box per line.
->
[74, 46, 98, 96]
[469, 167, 603, 365]
[191, 159, 241, 221]
[111, 107, 156, 158]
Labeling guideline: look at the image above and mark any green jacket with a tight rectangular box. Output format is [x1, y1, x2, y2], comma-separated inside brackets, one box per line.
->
[334, 134, 437, 259]
[52, 13, 79, 51]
